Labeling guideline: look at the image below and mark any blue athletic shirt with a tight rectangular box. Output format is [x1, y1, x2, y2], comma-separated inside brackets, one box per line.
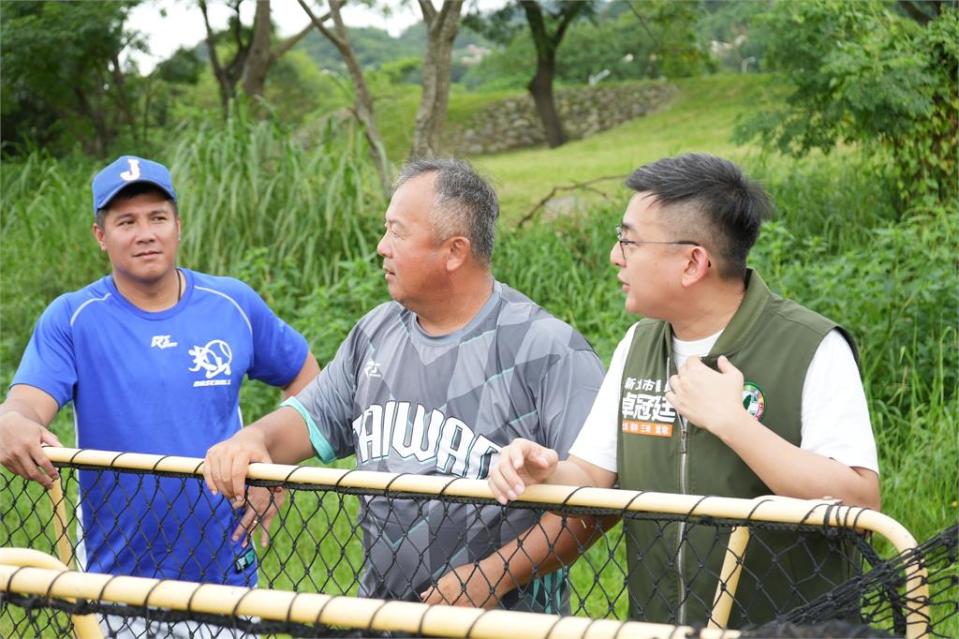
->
[11, 268, 309, 586]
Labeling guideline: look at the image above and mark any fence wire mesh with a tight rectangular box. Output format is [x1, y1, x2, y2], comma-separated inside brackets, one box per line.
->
[1, 453, 955, 639]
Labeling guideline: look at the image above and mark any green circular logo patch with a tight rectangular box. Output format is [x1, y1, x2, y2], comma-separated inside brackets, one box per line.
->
[742, 382, 766, 420]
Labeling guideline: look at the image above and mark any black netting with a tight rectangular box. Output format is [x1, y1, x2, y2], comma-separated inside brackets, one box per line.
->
[2, 461, 956, 639]
[765, 524, 958, 638]
[1, 592, 76, 638]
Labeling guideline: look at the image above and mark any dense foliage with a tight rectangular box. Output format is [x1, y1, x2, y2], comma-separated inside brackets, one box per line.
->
[736, 0, 958, 208]
[0, 0, 142, 155]
[0, 1, 489, 157]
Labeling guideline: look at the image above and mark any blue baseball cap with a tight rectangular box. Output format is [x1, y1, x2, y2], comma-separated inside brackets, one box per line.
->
[92, 155, 177, 214]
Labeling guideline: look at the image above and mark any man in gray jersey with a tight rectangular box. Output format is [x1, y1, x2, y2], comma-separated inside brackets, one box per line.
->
[204, 159, 604, 611]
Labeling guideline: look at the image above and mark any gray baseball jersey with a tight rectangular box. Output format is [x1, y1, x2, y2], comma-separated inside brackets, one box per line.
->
[286, 282, 604, 611]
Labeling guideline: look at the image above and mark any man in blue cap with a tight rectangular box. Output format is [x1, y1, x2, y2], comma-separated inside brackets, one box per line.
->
[0, 155, 319, 635]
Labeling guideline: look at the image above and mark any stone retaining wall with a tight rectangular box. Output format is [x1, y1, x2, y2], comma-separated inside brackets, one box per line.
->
[445, 80, 678, 155]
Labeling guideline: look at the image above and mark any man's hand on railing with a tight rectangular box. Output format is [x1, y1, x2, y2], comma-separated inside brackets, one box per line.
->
[0, 416, 62, 489]
[0, 386, 63, 490]
[203, 427, 273, 503]
[488, 438, 558, 504]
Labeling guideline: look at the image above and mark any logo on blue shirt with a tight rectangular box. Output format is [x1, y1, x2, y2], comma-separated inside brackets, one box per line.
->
[150, 335, 178, 349]
[189, 339, 233, 387]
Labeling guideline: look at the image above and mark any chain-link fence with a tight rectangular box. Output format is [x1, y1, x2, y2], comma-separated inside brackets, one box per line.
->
[1, 447, 955, 638]
[0, 551, 739, 639]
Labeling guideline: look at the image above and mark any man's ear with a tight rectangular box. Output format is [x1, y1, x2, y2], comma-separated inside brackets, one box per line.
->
[445, 236, 471, 273]
[681, 245, 711, 287]
[92, 223, 107, 251]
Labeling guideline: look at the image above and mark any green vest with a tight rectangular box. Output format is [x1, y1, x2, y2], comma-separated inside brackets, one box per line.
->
[617, 270, 861, 627]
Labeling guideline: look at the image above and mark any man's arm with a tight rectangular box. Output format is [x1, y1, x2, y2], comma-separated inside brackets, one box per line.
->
[210, 347, 318, 548]
[0, 385, 63, 488]
[205, 328, 359, 504]
[422, 443, 616, 607]
[666, 355, 880, 510]
[202, 406, 315, 502]
[207, 326, 357, 510]
[424, 343, 620, 607]
[282, 353, 320, 398]
[421, 509, 617, 607]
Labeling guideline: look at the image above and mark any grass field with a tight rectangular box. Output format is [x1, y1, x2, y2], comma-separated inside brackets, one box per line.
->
[1, 72, 955, 635]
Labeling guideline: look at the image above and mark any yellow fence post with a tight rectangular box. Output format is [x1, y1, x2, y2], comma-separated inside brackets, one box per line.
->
[48, 472, 74, 570]
[707, 525, 751, 630]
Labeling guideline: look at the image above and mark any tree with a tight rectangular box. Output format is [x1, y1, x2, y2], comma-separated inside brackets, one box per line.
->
[143, 47, 205, 133]
[623, 0, 708, 79]
[297, 0, 392, 196]
[465, 1, 591, 149]
[519, 1, 590, 148]
[240, 0, 313, 99]
[736, 0, 958, 208]
[199, 0, 250, 114]
[198, 0, 310, 114]
[410, 0, 465, 158]
[1, 0, 143, 156]
[464, 2, 708, 90]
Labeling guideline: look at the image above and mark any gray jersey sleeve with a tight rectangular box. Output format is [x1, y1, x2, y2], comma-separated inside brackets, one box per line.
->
[536, 348, 605, 457]
[284, 329, 360, 462]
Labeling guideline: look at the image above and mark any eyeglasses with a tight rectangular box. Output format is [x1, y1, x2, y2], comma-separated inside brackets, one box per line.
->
[615, 224, 701, 262]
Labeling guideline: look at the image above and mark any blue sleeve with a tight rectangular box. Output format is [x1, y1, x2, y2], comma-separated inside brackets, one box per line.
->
[285, 328, 359, 463]
[11, 296, 77, 408]
[241, 284, 310, 388]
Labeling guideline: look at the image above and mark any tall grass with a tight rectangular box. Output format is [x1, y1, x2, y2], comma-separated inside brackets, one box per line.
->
[171, 114, 383, 287]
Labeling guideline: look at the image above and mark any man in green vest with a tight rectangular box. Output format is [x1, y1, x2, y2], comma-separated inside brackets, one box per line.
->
[488, 153, 880, 626]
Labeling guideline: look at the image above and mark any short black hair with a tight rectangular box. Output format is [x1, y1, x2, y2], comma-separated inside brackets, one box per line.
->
[94, 182, 178, 228]
[625, 153, 773, 279]
[395, 158, 499, 264]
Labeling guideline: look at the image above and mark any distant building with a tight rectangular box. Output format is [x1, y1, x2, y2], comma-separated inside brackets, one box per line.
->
[460, 44, 491, 66]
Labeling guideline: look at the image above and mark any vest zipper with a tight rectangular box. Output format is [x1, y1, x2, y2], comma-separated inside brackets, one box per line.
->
[669, 355, 689, 624]
[677, 414, 689, 624]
